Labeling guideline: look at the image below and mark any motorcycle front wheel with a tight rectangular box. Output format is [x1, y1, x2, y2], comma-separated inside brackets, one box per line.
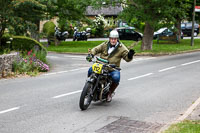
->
[79, 82, 93, 110]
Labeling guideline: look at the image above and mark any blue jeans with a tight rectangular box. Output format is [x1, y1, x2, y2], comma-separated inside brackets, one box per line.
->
[88, 67, 120, 83]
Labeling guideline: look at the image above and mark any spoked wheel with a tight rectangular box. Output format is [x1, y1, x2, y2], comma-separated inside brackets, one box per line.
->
[79, 82, 93, 110]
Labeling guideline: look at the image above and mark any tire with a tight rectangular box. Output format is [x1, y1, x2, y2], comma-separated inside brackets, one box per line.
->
[79, 82, 93, 110]
[137, 37, 142, 41]
[194, 32, 198, 37]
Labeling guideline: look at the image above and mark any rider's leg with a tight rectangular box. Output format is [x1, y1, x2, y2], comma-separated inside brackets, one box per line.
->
[110, 70, 120, 92]
[107, 70, 120, 102]
[88, 67, 93, 77]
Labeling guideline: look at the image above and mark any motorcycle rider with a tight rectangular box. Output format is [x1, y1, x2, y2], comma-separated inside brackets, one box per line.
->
[86, 30, 135, 102]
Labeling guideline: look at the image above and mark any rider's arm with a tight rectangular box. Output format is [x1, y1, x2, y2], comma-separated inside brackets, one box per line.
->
[91, 42, 107, 55]
[121, 45, 133, 62]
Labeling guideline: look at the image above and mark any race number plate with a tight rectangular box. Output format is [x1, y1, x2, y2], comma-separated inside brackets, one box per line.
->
[92, 63, 103, 74]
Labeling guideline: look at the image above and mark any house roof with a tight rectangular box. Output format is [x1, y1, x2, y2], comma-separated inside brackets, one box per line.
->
[86, 6, 123, 16]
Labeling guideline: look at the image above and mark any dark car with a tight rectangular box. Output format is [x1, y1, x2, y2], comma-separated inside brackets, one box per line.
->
[181, 22, 199, 37]
[115, 27, 143, 41]
[153, 28, 183, 39]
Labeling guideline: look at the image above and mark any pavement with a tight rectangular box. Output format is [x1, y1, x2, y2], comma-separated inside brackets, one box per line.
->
[186, 100, 200, 121]
[158, 97, 200, 133]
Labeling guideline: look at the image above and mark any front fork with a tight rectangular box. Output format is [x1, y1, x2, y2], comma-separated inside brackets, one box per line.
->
[86, 74, 99, 99]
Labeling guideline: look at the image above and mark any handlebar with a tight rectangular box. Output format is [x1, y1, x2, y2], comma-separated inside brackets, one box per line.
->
[96, 57, 109, 64]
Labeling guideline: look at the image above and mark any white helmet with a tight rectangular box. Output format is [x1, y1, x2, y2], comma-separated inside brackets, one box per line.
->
[109, 30, 119, 38]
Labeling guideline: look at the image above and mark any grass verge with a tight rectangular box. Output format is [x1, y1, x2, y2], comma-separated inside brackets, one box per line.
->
[164, 120, 200, 133]
[45, 39, 200, 55]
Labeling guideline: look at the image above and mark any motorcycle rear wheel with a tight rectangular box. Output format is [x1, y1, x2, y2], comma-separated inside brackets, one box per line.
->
[79, 82, 93, 110]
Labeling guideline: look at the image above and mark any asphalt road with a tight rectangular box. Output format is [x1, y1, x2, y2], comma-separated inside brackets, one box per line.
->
[0, 52, 200, 133]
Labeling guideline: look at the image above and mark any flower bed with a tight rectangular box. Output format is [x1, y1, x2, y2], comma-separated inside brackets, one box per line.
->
[12, 50, 49, 76]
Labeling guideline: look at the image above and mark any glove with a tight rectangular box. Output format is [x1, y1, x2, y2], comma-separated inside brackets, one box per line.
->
[86, 54, 94, 62]
[128, 49, 135, 59]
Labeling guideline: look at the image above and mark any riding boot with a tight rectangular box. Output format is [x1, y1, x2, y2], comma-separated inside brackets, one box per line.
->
[107, 82, 119, 102]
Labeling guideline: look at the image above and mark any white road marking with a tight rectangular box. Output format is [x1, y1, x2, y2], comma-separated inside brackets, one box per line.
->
[0, 79, 8, 82]
[53, 90, 82, 99]
[71, 58, 86, 61]
[44, 67, 88, 76]
[69, 69, 82, 72]
[64, 55, 85, 58]
[158, 66, 177, 72]
[132, 57, 156, 62]
[181, 60, 200, 66]
[128, 73, 154, 81]
[46, 56, 59, 59]
[0, 107, 20, 114]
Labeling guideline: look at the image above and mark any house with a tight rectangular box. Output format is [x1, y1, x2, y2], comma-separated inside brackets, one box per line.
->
[85, 5, 123, 26]
[86, 5, 123, 18]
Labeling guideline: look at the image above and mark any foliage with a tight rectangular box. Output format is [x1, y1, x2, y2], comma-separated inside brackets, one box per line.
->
[187, 0, 200, 23]
[13, 49, 49, 76]
[11, 36, 47, 54]
[48, 0, 91, 32]
[43, 21, 56, 39]
[0, 0, 14, 46]
[90, 0, 193, 50]
[92, 15, 105, 37]
[0, 0, 48, 45]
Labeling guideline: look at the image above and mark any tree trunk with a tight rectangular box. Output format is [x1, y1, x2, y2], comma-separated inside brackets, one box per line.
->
[175, 18, 181, 43]
[141, 22, 154, 51]
[0, 27, 5, 48]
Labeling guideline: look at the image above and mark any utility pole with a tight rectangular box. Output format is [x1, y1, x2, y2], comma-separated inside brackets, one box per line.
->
[191, 0, 196, 46]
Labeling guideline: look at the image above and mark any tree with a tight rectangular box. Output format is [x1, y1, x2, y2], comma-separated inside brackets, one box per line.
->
[12, 0, 47, 40]
[91, 0, 191, 50]
[187, 0, 200, 22]
[0, 0, 14, 46]
[169, 0, 191, 42]
[0, 0, 47, 44]
[120, 0, 191, 50]
[47, 0, 90, 31]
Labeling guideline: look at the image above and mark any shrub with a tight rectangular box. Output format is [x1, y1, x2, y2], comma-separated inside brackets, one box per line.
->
[11, 36, 47, 55]
[43, 21, 56, 43]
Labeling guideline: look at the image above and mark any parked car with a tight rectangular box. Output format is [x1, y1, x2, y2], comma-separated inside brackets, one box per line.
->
[153, 28, 183, 39]
[114, 27, 143, 41]
[181, 22, 199, 37]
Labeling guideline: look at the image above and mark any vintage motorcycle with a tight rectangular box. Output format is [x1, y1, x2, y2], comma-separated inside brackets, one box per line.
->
[79, 56, 121, 110]
[54, 27, 69, 41]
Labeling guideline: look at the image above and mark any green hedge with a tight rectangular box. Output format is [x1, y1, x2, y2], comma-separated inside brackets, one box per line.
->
[12, 36, 47, 55]
[43, 21, 56, 38]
